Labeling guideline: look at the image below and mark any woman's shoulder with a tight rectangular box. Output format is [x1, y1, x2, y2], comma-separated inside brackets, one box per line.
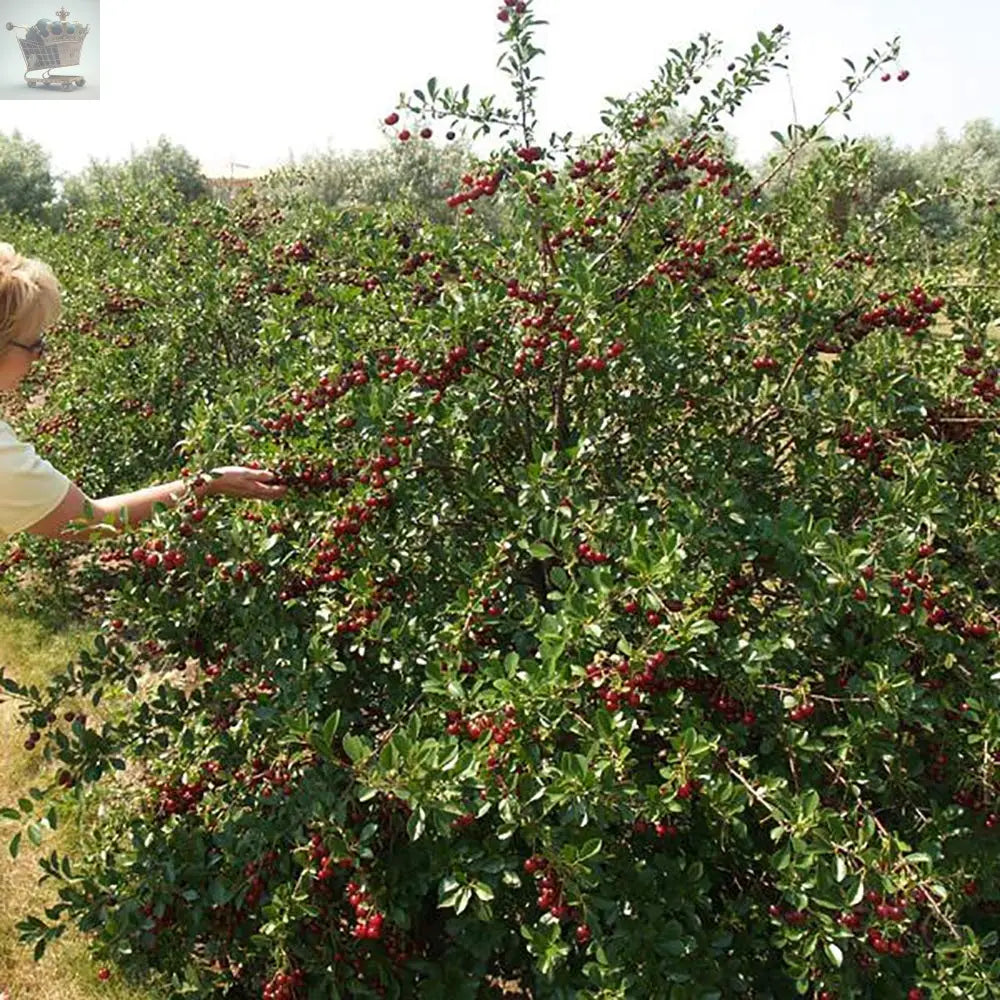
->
[0, 418, 55, 466]
[0, 418, 24, 443]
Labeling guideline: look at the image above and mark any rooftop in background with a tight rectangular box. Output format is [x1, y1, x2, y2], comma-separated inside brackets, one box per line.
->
[204, 176, 259, 203]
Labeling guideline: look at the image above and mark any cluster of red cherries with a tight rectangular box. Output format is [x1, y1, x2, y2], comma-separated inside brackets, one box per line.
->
[496, 0, 527, 21]
[262, 967, 305, 1000]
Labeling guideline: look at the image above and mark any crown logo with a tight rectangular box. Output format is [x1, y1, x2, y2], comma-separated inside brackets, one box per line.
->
[5, 7, 90, 88]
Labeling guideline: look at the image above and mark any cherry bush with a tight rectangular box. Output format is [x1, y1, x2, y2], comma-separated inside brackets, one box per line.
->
[3, 4, 1000, 998]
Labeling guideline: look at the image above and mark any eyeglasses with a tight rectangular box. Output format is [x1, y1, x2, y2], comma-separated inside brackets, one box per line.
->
[7, 336, 45, 358]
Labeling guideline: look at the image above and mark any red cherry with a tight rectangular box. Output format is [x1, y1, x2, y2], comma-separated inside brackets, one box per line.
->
[97, 967, 111, 981]
[420, 127, 433, 139]
[880, 72, 891, 81]
[575, 923, 591, 944]
[398, 130, 411, 141]
[897, 69, 910, 81]
[384, 112, 399, 125]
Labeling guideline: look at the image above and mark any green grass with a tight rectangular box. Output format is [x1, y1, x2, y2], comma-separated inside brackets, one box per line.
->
[0, 596, 165, 1000]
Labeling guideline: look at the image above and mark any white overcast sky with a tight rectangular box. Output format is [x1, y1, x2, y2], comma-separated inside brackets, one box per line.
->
[3, 0, 998, 181]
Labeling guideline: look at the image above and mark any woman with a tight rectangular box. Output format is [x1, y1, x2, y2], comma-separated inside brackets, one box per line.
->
[0, 243, 286, 543]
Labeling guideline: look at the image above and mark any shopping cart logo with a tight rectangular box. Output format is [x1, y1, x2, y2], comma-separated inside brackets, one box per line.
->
[6, 6, 90, 90]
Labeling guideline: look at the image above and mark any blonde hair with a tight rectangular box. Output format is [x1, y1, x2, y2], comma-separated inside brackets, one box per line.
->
[0, 242, 62, 349]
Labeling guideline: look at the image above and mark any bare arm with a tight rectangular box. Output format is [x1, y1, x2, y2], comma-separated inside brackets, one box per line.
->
[26, 479, 208, 543]
[24, 468, 286, 543]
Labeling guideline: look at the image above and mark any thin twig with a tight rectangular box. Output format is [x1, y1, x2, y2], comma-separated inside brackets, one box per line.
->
[820, 760, 962, 940]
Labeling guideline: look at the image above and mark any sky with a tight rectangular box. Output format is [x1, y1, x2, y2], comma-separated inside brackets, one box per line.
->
[1, 0, 998, 182]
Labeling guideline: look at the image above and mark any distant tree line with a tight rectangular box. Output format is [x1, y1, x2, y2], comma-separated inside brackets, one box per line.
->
[753, 119, 1000, 241]
[0, 119, 996, 238]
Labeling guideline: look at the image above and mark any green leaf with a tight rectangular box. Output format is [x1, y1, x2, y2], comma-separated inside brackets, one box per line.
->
[528, 540, 555, 559]
[406, 807, 426, 841]
[9, 832, 21, 859]
[823, 940, 843, 968]
[322, 710, 341, 747]
[26, 822, 42, 847]
[343, 734, 370, 763]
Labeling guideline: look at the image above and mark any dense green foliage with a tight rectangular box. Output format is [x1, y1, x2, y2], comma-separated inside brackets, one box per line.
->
[0, 130, 58, 224]
[2, 6, 1000, 999]
[758, 118, 1000, 241]
[57, 136, 211, 217]
[252, 141, 502, 232]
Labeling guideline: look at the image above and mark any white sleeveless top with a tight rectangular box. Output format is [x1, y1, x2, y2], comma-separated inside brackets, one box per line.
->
[0, 418, 71, 537]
